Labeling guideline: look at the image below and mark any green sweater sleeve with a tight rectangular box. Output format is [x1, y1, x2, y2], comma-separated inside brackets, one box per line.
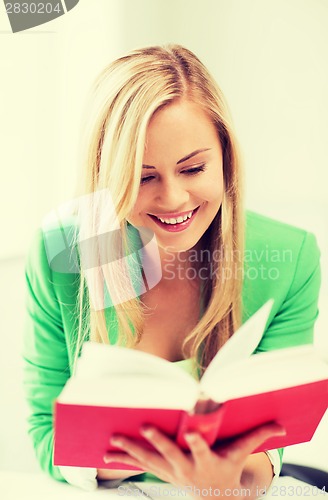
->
[23, 230, 71, 482]
[252, 231, 321, 467]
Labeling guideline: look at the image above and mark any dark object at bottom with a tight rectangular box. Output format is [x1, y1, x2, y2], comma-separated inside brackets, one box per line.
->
[281, 463, 328, 490]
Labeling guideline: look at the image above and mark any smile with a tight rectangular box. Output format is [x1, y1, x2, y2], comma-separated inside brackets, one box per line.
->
[147, 207, 200, 232]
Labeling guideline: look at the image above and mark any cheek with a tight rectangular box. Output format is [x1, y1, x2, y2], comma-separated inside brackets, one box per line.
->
[213, 170, 224, 202]
[210, 184, 224, 203]
[132, 198, 145, 217]
[126, 193, 146, 222]
[196, 176, 224, 203]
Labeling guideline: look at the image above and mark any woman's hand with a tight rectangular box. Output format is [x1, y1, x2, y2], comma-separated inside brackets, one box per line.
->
[103, 422, 285, 499]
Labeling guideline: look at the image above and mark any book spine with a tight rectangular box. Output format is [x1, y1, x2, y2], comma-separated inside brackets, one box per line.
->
[176, 407, 224, 449]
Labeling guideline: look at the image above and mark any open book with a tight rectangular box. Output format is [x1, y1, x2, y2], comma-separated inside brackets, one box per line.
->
[53, 301, 328, 470]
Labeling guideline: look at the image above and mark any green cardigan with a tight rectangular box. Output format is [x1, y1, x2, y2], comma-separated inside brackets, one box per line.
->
[22, 211, 321, 482]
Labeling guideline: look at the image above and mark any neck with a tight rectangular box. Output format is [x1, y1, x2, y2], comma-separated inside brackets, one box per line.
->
[158, 240, 205, 284]
[134, 224, 207, 286]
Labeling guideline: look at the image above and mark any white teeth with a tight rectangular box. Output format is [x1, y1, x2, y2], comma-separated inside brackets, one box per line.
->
[156, 210, 194, 224]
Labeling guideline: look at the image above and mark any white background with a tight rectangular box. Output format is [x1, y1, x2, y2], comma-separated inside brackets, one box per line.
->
[0, 0, 327, 474]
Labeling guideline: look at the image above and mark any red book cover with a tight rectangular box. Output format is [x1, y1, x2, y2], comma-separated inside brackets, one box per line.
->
[53, 379, 328, 470]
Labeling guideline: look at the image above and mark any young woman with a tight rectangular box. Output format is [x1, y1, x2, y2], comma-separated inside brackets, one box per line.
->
[23, 45, 321, 496]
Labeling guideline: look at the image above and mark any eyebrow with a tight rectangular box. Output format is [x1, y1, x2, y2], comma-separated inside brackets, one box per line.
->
[142, 148, 211, 169]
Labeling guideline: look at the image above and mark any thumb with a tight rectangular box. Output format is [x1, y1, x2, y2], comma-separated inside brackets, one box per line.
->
[218, 423, 286, 464]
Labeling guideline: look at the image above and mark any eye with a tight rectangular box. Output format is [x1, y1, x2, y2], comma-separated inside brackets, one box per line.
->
[182, 164, 206, 175]
[140, 164, 206, 186]
[140, 175, 155, 185]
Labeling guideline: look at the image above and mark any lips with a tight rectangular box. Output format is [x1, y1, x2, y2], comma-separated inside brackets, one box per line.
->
[147, 206, 200, 233]
[148, 206, 199, 221]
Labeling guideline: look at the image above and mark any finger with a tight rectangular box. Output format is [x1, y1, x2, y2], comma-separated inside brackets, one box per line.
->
[218, 423, 286, 464]
[140, 426, 187, 469]
[184, 432, 211, 467]
[109, 435, 168, 473]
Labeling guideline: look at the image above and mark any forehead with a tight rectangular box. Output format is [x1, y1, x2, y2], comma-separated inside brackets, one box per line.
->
[144, 99, 220, 161]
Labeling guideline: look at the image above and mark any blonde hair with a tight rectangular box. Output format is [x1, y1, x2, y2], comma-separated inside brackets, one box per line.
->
[73, 44, 244, 374]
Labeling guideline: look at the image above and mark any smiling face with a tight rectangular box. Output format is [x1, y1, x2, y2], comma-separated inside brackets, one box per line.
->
[127, 99, 224, 253]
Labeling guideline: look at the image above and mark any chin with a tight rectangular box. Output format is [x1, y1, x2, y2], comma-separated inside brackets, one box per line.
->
[158, 237, 202, 254]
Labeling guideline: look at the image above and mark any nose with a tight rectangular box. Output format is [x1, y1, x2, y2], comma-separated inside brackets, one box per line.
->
[154, 177, 190, 209]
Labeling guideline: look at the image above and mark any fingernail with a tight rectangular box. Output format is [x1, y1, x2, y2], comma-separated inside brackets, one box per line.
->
[140, 426, 154, 438]
[184, 432, 197, 442]
[110, 437, 123, 446]
[274, 428, 287, 436]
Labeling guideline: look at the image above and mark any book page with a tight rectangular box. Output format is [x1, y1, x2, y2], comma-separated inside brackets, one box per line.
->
[202, 344, 328, 401]
[58, 375, 199, 409]
[75, 342, 198, 387]
[200, 299, 273, 388]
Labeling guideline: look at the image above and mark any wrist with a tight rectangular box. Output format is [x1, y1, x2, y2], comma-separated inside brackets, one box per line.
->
[241, 452, 275, 499]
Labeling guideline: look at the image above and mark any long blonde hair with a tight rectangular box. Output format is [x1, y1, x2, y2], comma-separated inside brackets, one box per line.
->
[73, 44, 244, 374]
